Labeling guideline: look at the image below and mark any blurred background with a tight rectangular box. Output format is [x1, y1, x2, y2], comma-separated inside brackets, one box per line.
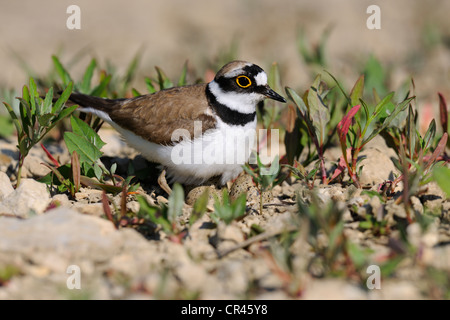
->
[1, 0, 449, 102]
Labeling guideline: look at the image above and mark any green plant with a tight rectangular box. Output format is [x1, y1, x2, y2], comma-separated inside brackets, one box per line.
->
[189, 189, 209, 226]
[331, 74, 415, 187]
[136, 183, 186, 241]
[40, 115, 139, 196]
[137, 61, 189, 95]
[359, 214, 390, 237]
[380, 99, 448, 221]
[2, 78, 77, 187]
[283, 160, 319, 190]
[296, 193, 348, 276]
[285, 75, 334, 184]
[210, 190, 247, 225]
[432, 165, 450, 198]
[244, 154, 284, 214]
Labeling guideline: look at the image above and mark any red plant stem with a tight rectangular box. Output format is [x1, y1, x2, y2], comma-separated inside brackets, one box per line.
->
[350, 149, 361, 188]
[16, 153, 24, 188]
[40, 143, 60, 167]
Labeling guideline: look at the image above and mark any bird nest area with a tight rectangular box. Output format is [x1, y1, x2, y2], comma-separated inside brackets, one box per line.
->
[0, 93, 449, 300]
[0, 50, 449, 300]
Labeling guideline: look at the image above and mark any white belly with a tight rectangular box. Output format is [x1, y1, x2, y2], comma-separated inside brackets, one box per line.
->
[113, 118, 257, 185]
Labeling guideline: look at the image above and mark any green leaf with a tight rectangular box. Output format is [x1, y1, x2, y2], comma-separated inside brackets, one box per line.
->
[145, 77, 156, 94]
[177, 61, 188, 87]
[212, 190, 246, 225]
[433, 166, 450, 198]
[359, 220, 373, 229]
[190, 189, 209, 226]
[18, 97, 32, 137]
[324, 70, 351, 106]
[365, 96, 414, 144]
[137, 196, 172, 233]
[64, 132, 103, 164]
[347, 242, 369, 268]
[155, 66, 173, 90]
[37, 113, 55, 127]
[81, 59, 97, 93]
[42, 87, 54, 115]
[90, 74, 111, 97]
[167, 183, 184, 223]
[350, 75, 364, 108]
[407, 105, 416, 160]
[29, 78, 38, 115]
[93, 163, 102, 181]
[70, 116, 106, 150]
[2, 102, 22, 135]
[0, 116, 14, 137]
[44, 104, 78, 135]
[52, 82, 73, 114]
[39, 163, 72, 186]
[52, 55, 73, 86]
[373, 92, 395, 117]
[131, 88, 141, 97]
[423, 119, 436, 152]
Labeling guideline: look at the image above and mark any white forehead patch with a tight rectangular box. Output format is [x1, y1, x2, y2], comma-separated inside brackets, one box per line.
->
[223, 63, 253, 78]
[254, 72, 267, 86]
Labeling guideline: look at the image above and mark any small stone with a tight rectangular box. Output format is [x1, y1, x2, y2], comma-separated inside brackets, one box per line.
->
[0, 171, 14, 200]
[0, 179, 50, 218]
[0, 153, 13, 167]
[22, 155, 51, 178]
[72, 203, 104, 217]
[411, 196, 423, 215]
[51, 194, 71, 207]
[358, 147, 399, 186]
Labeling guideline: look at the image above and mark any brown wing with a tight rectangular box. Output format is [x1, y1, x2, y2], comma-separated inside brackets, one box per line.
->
[108, 84, 217, 145]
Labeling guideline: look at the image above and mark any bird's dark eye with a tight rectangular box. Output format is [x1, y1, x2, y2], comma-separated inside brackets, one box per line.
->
[236, 75, 252, 88]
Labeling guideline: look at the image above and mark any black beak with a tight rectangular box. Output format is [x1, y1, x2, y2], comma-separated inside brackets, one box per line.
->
[264, 86, 286, 103]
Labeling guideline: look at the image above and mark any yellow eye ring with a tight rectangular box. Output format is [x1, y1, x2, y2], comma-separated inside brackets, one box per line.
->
[236, 75, 252, 88]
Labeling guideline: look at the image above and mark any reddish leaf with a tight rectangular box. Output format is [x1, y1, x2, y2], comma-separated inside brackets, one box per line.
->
[438, 92, 448, 135]
[337, 105, 361, 145]
[425, 133, 448, 172]
[101, 191, 117, 228]
[120, 183, 127, 217]
[286, 104, 297, 132]
[40, 143, 60, 167]
[329, 155, 347, 183]
[71, 151, 81, 194]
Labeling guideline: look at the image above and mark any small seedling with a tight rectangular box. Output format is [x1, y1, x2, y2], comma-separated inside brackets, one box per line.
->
[210, 190, 247, 225]
[2, 78, 77, 187]
[330, 74, 414, 187]
[283, 160, 318, 189]
[244, 154, 284, 214]
[136, 183, 186, 241]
